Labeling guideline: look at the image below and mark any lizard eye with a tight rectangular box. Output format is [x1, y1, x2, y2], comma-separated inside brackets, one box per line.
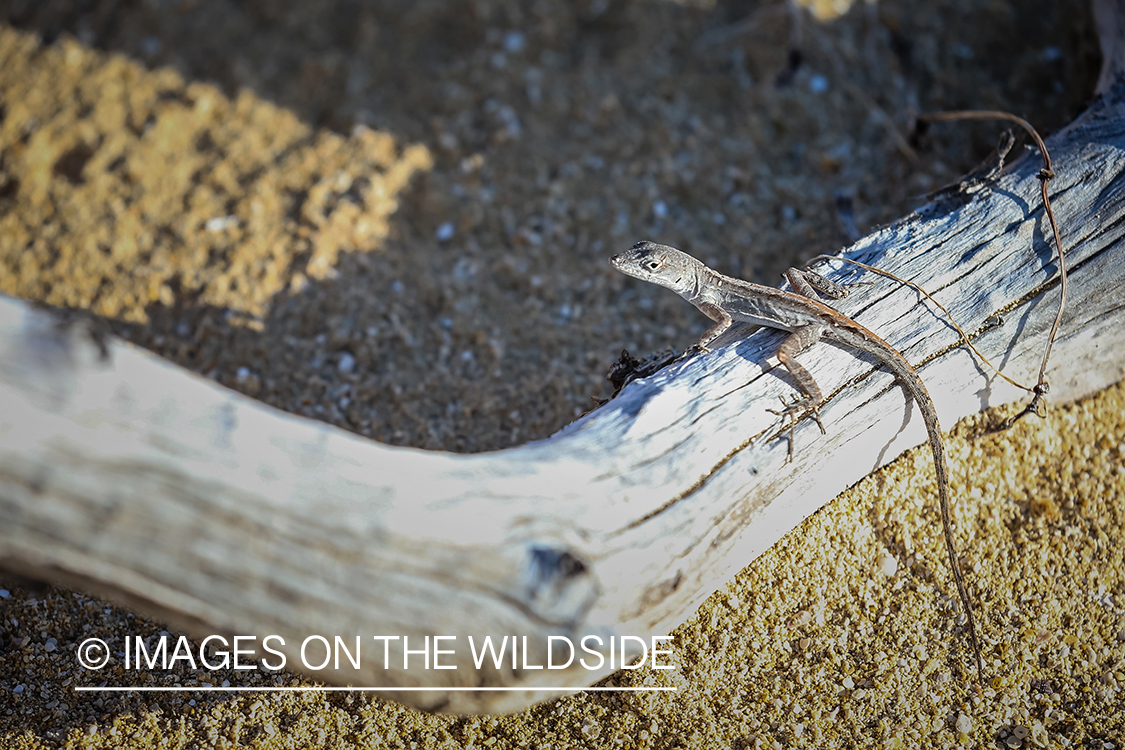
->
[645, 260, 661, 271]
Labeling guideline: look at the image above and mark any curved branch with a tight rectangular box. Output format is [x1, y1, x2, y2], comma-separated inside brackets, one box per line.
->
[3, 60, 1125, 722]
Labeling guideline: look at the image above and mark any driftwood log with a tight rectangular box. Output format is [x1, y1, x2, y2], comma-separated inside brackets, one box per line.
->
[3, 14, 1125, 715]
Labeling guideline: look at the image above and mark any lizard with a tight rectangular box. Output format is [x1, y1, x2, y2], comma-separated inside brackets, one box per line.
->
[610, 240, 983, 680]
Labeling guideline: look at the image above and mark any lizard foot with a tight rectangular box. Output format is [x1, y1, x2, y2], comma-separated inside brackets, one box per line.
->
[767, 394, 826, 459]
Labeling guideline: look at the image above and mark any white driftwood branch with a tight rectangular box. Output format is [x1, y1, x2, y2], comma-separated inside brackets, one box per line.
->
[3, 85, 1125, 716]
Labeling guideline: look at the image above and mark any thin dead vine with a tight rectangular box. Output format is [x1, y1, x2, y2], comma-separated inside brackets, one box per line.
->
[915, 111, 1066, 425]
[807, 112, 1066, 425]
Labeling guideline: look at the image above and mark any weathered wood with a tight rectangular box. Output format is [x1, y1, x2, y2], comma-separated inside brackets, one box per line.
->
[3, 80, 1125, 716]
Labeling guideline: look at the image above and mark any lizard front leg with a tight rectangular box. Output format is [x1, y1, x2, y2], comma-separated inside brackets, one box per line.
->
[692, 302, 732, 353]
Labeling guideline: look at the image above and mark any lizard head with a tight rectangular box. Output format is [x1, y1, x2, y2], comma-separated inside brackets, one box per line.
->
[610, 241, 696, 294]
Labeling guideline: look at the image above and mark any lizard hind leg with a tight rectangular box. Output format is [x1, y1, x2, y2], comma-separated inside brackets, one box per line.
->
[767, 323, 830, 458]
[785, 267, 851, 300]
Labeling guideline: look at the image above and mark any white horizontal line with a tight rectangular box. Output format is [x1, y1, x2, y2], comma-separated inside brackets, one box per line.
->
[74, 686, 675, 692]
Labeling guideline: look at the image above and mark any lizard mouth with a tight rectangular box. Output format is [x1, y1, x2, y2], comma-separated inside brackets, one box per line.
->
[609, 253, 635, 274]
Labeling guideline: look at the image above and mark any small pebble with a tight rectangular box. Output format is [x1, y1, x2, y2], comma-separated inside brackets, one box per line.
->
[809, 74, 829, 94]
[952, 43, 975, 60]
[879, 554, 898, 576]
[140, 36, 162, 56]
[955, 713, 972, 734]
[503, 31, 526, 53]
[338, 352, 356, 374]
[435, 222, 455, 241]
[204, 215, 238, 232]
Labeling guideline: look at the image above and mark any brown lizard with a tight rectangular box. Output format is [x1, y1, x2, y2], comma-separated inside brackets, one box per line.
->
[610, 240, 983, 680]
